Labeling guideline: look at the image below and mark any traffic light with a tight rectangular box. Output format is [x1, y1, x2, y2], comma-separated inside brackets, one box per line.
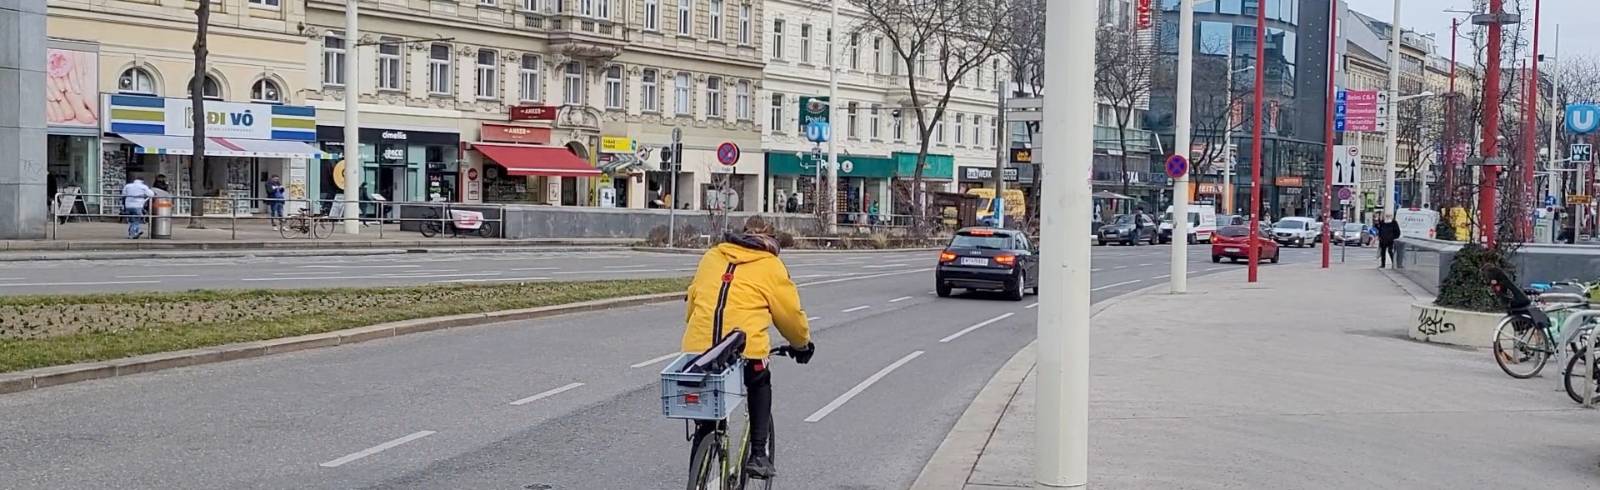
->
[659, 143, 684, 171]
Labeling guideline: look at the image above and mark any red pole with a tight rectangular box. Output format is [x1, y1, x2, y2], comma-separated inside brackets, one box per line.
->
[1247, 0, 1267, 282]
[1523, 0, 1541, 242]
[1446, 19, 1459, 206]
[1479, 0, 1506, 247]
[1320, 0, 1338, 268]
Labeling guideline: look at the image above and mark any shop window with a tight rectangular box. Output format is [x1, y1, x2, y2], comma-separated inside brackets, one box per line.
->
[118, 67, 158, 95]
[251, 79, 282, 103]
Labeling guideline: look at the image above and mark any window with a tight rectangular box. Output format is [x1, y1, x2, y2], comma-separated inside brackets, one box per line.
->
[476, 49, 498, 99]
[674, 72, 691, 115]
[523, 0, 541, 10]
[738, 4, 752, 44]
[563, 62, 584, 104]
[322, 33, 346, 87]
[800, 24, 812, 63]
[479, 0, 497, 6]
[992, 59, 1002, 90]
[429, 44, 452, 95]
[251, 79, 282, 103]
[604, 66, 623, 109]
[973, 115, 983, 147]
[117, 67, 157, 94]
[596, 0, 610, 19]
[771, 20, 785, 60]
[706, 76, 723, 118]
[848, 33, 860, 70]
[641, 69, 660, 112]
[580, 0, 592, 16]
[708, 0, 722, 40]
[955, 114, 965, 145]
[377, 38, 403, 91]
[990, 118, 998, 147]
[644, 0, 659, 30]
[846, 102, 859, 139]
[873, 37, 883, 73]
[917, 56, 927, 78]
[825, 28, 833, 66]
[869, 104, 881, 139]
[934, 115, 945, 145]
[187, 75, 223, 100]
[248, 0, 280, 7]
[735, 80, 751, 120]
[770, 93, 784, 133]
[520, 55, 542, 102]
[677, 0, 692, 36]
[892, 113, 904, 141]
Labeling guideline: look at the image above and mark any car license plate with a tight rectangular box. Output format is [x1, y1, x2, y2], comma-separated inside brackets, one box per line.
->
[1225, 247, 1241, 253]
[959, 257, 988, 266]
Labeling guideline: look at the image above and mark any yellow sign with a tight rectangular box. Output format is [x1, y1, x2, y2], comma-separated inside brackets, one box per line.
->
[600, 136, 635, 154]
[332, 160, 347, 190]
[1568, 194, 1593, 204]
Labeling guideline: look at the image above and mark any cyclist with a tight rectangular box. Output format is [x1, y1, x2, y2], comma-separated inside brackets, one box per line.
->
[681, 216, 813, 479]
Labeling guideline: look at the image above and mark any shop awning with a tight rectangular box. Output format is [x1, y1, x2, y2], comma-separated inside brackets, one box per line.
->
[121, 134, 331, 159]
[474, 143, 601, 177]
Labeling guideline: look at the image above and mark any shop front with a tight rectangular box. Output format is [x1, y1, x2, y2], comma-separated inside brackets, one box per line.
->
[467, 123, 600, 205]
[766, 153, 897, 223]
[891, 152, 956, 218]
[596, 135, 642, 208]
[957, 165, 1019, 192]
[101, 94, 326, 215]
[45, 42, 102, 217]
[313, 126, 459, 207]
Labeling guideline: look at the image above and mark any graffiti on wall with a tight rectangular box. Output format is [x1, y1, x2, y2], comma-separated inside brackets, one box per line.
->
[1416, 307, 1458, 336]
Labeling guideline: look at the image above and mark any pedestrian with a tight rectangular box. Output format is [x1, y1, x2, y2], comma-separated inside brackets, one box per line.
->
[265, 175, 286, 229]
[786, 193, 799, 213]
[122, 176, 154, 239]
[1375, 212, 1401, 268]
[151, 174, 170, 193]
[1133, 206, 1148, 245]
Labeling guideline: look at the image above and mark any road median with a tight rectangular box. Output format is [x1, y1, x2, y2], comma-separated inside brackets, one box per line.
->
[0, 279, 688, 394]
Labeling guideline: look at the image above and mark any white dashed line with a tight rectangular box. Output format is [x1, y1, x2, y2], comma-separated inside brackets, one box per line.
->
[1113, 266, 1128, 270]
[1091, 279, 1142, 291]
[509, 267, 561, 271]
[804, 351, 925, 423]
[796, 268, 932, 287]
[807, 316, 822, 321]
[862, 263, 910, 269]
[939, 312, 1016, 343]
[842, 305, 871, 313]
[509, 382, 586, 406]
[301, 264, 419, 269]
[630, 353, 682, 369]
[1138, 263, 1153, 267]
[1026, 302, 1039, 309]
[0, 280, 160, 287]
[114, 274, 198, 279]
[437, 276, 551, 283]
[319, 431, 436, 468]
[1152, 274, 1170, 279]
[1090, 268, 1103, 272]
[889, 296, 913, 303]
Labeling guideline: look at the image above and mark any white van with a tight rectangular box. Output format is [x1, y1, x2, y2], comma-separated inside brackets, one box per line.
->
[1160, 205, 1219, 244]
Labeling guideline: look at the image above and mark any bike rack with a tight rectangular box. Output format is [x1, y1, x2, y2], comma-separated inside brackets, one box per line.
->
[1557, 309, 1600, 408]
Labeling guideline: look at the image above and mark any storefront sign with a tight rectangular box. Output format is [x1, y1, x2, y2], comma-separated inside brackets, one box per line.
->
[1136, 0, 1153, 29]
[45, 48, 99, 128]
[1275, 176, 1305, 187]
[105, 95, 316, 141]
[510, 105, 559, 121]
[600, 136, 636, 154]
[799, 96, 830, 128]
[1009, 148, 1033, 164]
[961, 166, 1019, 182]
[381, 131, 408, 140]
[1192, 182, 1223, 196]
[480, 123, 551, 145]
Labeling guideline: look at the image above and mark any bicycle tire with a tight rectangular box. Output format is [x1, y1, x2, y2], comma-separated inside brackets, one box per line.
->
[313, 217, 335, 239]
[1492, 316, 1550, 379]
[278, 220, 295, 239]
[737, 423, 775, 490]
[687, 425, 723, 490]
[420, 220, 441, 238]
[1566, 348, 1600, 404]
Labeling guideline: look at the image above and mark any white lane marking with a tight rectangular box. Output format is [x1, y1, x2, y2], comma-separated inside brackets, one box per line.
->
[244, 272, 498, 282]
[319, 431, 436, 468]
[379, 272, 501, 279]
[804, 351, 925, 423]
[791, 274, 833, 279]
[437, 276, 552, 283]
[1025, 302, 1039, 309]
[807, 316, 822, 321]
[1090, 268, 1103, 272]
[271, 271, 346, 276]
[1152, 274, 1170, 279]
[842, 305, 872, 313]
[0, 280, 160, 287]
[554, 268, 693, 275]
[797, 268, 932, 288]
[1138, 263, 1153, 267]
[631, 353, 681, 369]
[1090, 279, 1142, 292]
[928, 291, 937, 295]
[1113, 266, 1128, 270]
[604, 265, 655, 269]
[509, 382, 586, 406]
[301, 264, 419, 269]
[509, 267, 561, 271]
[114, 274, 198, 279]
[0, 277, 24, 281]
[939, 312, 1016, 343]
[889, 296, 913, 303]
[862, 263, 910, 269]
[1207, 267, 1224, 272]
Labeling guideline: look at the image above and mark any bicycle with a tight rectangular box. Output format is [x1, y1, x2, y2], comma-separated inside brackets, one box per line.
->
[1488, 270, 1599, 379]
[278, 208, 334, 239]
[663, 332, 799, 490]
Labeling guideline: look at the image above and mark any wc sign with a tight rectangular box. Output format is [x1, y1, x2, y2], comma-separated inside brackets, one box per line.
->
[1566, 103, 1600, 135]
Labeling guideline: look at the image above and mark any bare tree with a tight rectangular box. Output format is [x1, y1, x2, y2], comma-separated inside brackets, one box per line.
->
[1005, 0, 1044, 227]
[188, 0, 211, 225]
[1094, 24, 1156, 197]
[851, 0, 1012, 220]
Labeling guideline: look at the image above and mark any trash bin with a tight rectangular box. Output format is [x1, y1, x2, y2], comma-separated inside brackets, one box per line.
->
[151, 196, 173, 239]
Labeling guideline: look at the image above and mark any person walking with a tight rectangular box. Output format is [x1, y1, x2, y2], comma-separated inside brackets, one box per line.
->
[122, 176, 154, 239]
[1375, 212, 1402, 268]
[265, 175, 286, 229]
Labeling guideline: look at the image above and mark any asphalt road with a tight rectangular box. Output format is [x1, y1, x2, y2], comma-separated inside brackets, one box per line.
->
[0, 244, 1330, 489]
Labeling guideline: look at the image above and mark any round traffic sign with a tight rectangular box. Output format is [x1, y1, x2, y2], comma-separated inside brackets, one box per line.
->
[716, 142, 741, 166]
[1164, 154, 1189, 179]
[1337, 187, 1352, 200]
[467, 168, 479, 181]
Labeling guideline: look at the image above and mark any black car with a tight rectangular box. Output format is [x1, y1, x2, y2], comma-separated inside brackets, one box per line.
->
[936, 227, 1040, 301]
[1097, 214, 1158, 246]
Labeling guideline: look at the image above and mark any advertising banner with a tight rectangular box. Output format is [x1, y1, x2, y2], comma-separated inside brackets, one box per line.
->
[45, 48, 99, 128]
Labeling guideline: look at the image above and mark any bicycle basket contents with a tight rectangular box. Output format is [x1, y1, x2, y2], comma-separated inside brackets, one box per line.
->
[661, 263, 747, 420]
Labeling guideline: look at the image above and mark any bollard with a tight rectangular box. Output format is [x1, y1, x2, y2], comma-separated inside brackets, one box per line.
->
[231, 195, 238, 240]
[378, 201, 385, 239]
[151, 196, 174, 239]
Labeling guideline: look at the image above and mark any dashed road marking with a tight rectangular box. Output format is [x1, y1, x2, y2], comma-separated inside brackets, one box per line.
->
[889, 296, 913, 303]
[319, 431, 436, 468]
[939, 313, 1016, 343]
[1026, 302, 1039, 309]
[510, 382, 586, 406]
[842, 305, 871, 313]
[630, 354, 681, 369]
[1090, 279, 1142, 292]
[804, 351, 925, 423]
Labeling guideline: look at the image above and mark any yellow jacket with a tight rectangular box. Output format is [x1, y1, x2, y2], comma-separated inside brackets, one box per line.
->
[681, 242, 811, 359]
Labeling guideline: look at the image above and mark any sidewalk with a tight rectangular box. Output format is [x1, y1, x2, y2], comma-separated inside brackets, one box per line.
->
[917, 259, 1600, 489]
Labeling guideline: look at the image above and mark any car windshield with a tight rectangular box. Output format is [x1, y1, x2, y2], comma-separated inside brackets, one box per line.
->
[1217, 226, 1252, 237]
[1111, 215, 1134, 225]
[1163, 212, 1200, 225]
[950, 233, 1011, 249]
[1275, 219, 1307, 230]
[1343, 223, 1364, 232]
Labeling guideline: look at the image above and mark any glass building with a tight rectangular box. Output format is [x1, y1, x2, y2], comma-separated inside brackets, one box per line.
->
[1149, 0, 1335, 219]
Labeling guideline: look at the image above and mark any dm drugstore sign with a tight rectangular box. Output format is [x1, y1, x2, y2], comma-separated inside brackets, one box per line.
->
[104, 94, 316, 141]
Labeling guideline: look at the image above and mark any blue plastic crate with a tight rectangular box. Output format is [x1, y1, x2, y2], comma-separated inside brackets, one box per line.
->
[660, 353, 746, 420]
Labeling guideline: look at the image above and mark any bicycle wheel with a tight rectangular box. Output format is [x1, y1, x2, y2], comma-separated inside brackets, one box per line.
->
[1492, 316, 1551, 379]
[1565, 348, 1600, 404]
[687, 424, 725, 490]
[278, 219, 295, 239]
[420, 219, 442, 238]
[737, 422, 775, 490]
[313, 217, 335, 239]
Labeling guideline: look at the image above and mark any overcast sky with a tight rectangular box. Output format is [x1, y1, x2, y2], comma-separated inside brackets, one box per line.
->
[1345, 0, 1596, 62]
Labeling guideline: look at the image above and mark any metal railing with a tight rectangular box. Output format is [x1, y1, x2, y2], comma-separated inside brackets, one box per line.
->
[49, 192, 507, 241]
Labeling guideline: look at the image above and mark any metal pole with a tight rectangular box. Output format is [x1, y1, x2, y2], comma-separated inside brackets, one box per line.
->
[995, 76, 1009, 229]
[1446, 19, 1458, 207]
[1479, 0, 1506, 246]
[1523, 0, 1541, 241]
[1035, 0, 1093, 483]
[1320, 0, 1339, 268]
[1381, 0, 1402, 218]
[1171, 0, 1195, 293]
[669, 127, 681, 244]
[1547, 25, 1561, 208]
[825, 0, 840, 234]
[231, 196, 238, 240]
[1246, 0, 1267, 283]
[342, 0, 362, 235]
[1224, 50, 1234, 215]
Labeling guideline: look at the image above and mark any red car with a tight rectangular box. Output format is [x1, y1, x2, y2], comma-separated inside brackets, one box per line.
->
[1210, 225, 1280, 264]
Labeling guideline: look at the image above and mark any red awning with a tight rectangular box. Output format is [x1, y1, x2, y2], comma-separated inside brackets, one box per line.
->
[473, 143, 601, 177]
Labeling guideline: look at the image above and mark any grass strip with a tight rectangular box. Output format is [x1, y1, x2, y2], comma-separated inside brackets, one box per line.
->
[0, 278, 688, 373]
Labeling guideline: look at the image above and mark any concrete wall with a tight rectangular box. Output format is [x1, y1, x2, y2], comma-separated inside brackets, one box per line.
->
[1397, 238, 1600, 295]
[0, 1, 49, 239]
[410, 204, 820, 239]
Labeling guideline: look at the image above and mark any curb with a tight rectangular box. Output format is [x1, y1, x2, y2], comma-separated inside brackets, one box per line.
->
[0, 238, 640, 252]
[0, 245, 634, 262]
[632, 246, 942, 255]
[0, 291, 685, 396]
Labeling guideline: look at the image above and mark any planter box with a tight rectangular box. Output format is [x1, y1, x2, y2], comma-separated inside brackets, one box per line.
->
[1408, 302, 1502, 348]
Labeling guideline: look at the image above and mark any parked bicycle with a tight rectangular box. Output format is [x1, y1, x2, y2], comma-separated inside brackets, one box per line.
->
[278, 208, 335, 239]
[419, 206, 495, 238]
[662, 331, 799, 490]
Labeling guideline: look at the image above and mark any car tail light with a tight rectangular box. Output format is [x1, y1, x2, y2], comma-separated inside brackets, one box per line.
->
[939, 250, 958, 263]
[684, 393, 700, 405]
[994, 254, 1017, 266]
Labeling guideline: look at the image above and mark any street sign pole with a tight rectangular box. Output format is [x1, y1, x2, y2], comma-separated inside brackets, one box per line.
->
[1320, 0, 1338, 268]
[1170, 0, 1195, 294]
[669, 127, 681, 245]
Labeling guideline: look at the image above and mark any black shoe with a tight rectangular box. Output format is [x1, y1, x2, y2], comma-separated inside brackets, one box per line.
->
[744, 448, 775, 479]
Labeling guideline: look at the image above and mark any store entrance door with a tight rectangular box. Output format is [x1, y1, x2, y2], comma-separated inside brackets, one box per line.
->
[378, 165, 407, 217]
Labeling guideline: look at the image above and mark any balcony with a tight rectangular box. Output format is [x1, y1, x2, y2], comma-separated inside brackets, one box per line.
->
[520, 7, 627, 61]
[1094, 125, 1155, 154]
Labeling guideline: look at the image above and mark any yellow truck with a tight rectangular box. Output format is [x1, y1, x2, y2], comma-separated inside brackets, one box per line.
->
[967, 188, 1026, 226]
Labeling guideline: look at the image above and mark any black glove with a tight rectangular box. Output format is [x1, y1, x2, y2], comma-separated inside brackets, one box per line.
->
[789, 342, 815, 364]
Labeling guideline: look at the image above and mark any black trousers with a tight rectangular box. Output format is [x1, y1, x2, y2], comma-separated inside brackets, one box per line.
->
[1378, 240, 1395, 267]
[744, 361, 773, 448]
